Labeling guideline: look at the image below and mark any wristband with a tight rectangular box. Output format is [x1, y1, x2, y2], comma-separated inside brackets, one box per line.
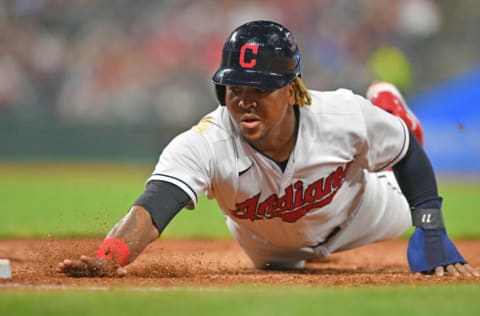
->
[411, 208, 445, 230]
[95, 238, 130, 266]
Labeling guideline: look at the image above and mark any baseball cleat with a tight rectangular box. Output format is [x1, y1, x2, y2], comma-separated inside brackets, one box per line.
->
[366, 82, 424, 146]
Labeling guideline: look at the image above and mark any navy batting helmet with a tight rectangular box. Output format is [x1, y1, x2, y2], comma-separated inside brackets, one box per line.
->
[212, 20, 301, 105]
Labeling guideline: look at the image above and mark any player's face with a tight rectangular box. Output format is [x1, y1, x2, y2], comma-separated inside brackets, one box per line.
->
[225, 82, 296, 152]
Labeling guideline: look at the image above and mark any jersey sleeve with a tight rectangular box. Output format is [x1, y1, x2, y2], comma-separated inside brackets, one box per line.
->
[147, 130, 213, 209]
[355, 95, 410, 172]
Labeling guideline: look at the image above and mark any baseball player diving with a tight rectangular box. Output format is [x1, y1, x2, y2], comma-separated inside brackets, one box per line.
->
[57, 20, 478, 277]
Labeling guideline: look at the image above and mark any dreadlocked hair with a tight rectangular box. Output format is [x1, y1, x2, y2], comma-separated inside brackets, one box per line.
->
[294, 76, 312, 107]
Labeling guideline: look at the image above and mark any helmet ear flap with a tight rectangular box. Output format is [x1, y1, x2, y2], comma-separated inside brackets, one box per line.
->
[214, 84, 226, 106]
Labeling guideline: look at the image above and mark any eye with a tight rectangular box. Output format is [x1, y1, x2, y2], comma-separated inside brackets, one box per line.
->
[256, 88, 275, 95]
[227, 86, 241, 95]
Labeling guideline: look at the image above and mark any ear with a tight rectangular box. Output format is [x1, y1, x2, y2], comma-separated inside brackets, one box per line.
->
[287, 81, 296, 106]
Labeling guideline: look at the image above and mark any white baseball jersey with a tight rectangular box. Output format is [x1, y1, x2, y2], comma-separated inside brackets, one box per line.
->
[148, 88, 411, 266]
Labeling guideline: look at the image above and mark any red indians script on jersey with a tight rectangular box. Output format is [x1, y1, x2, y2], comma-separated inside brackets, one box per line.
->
[230, 162, 352, 223]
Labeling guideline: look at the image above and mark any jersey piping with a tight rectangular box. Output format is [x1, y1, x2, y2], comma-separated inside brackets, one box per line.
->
[151, 173, 198, 203]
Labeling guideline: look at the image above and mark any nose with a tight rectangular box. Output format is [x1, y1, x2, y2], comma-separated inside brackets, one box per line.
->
[238, 95, 256, 109]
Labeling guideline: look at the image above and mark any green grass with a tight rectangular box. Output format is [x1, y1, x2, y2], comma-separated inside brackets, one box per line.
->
[438, 181, 480, 238]
[0, 162, 229, 238]
[1, 162, 479, 314]
[1, 284, 480, 316]
[0, 162, 479, 238]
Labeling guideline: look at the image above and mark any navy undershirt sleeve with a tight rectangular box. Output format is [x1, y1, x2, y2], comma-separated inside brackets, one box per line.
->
[133, 180, 191, 233]
[392, 130, 441, 209]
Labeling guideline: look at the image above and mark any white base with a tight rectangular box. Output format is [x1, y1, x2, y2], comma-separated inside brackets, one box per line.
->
[0, 259, 12, 279]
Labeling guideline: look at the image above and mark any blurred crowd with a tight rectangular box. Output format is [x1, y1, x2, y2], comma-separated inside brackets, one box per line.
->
[0, 0, 467, 128]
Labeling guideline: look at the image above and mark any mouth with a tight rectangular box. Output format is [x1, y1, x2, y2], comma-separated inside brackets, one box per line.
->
[240, 114, 261, 129]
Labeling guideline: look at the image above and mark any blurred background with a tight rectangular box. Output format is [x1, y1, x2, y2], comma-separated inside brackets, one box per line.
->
[1, 0, 479, 174]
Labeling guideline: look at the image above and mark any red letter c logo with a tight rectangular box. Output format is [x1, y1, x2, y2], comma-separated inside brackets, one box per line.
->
[239, 43, 259, 68]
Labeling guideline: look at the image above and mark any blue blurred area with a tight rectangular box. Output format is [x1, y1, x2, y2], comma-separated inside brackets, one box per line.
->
[409, 66, 480, 174]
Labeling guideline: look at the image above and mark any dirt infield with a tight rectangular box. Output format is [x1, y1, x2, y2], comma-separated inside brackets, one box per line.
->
[1, 239, 479, 288]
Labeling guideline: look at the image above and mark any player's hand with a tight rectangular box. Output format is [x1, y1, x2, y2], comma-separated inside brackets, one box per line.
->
[408, 227, 479, 277]
[432, 263, 479, 277]
[56, 255, 127, 278]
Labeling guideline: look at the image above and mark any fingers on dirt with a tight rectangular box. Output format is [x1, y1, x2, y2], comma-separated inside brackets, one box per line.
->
[434, 266, 445, 277]
[463, 264, 480, 277]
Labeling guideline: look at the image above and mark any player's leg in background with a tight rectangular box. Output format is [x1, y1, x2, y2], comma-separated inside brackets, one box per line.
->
[366, 81, 424, 146]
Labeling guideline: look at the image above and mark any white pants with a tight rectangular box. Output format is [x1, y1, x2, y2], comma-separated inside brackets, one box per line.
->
[226, 171, 412, 269]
